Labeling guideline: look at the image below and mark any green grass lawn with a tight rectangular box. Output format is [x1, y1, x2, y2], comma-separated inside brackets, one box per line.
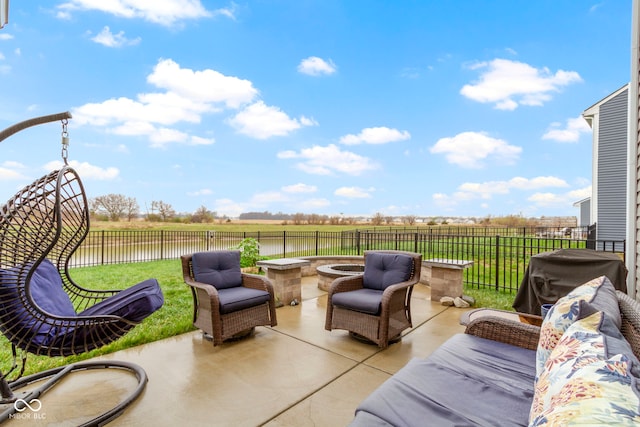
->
[0, 258, 516, 378]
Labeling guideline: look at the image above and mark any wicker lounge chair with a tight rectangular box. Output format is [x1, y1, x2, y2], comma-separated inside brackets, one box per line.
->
[325, 250, 422, 348]
[181, 251, 277, 346]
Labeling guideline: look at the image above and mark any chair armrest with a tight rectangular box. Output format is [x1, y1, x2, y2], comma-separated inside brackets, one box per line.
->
[241, 273, 274, 292]
[465, 316, 540, 351]
[183, 278, 220, 310]
[382, 279, 416, 296]
[328, 275, 365, 295]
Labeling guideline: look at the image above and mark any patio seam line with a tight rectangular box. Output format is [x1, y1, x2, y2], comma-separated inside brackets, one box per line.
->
[258, 361, 373, 426]
[258, 330, 387, 426]
[267, 324, 381, 363]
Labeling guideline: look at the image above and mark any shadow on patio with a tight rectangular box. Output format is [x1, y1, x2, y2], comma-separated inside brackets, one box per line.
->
[5, 277, 470, 426]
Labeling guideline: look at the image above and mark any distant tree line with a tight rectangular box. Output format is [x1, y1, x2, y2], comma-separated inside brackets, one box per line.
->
[89, 195, 575, 228]
[90, 194, 223, 223]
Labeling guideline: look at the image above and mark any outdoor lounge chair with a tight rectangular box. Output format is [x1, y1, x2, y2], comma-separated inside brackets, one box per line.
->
[325, 250, 422, 348]
[181, 251, 277, 346]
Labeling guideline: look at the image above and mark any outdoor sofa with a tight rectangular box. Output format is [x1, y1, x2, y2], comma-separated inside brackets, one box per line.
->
[349, 276, 640, 426]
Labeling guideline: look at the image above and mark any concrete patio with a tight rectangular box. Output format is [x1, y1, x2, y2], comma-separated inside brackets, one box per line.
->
[5, 277, 470, 426]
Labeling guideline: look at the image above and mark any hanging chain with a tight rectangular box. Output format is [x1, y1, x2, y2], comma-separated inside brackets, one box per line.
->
[61, 119, 69, 165]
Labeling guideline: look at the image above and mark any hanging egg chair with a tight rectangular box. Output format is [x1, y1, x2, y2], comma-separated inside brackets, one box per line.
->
[0, 112, 164, 425]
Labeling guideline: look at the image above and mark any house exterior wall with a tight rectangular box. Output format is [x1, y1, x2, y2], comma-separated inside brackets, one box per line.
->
[597, 89, 628, 243]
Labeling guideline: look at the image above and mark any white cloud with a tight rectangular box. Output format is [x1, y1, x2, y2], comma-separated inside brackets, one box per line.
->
[91, 26, 141, 47]
[250, 191, 290, 205]
[190, 135, 215, 145]
[458, 176, 569, 199]
[1, 161, 25, 169]
[297, 198, 331, 210]
[297, 56, 337, 76]
[115, 144, 129, 153]
[567, 185, 592, 200]
[44, 160, 119, 180]
[187, 189, 213, 196]
[214, 198, 245, 218]
[0, 34, 13, 40]
[528, 185, 592, 207]
[278, 144, 378, 176]
[432, 193, 458, 210]
[147, 59, 258, 109]
[282, 183, 317, 193]
[72, 59, 250, 147]
[433, 175, 577, 211]
[340, 127, 411, 145]
[72, 58, 311, 146]
[334, 187, 373, 198]
[228, 101, 317, 139]
[430, 131, 521, 168]
[542, 116, 591, 143]
[460, 58, 582, 110]
[56, 0, 213, 27]
[0, 161, 27, 181]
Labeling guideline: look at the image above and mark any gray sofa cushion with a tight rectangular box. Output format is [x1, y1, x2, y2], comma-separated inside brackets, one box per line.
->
[351, 333, 536, 427]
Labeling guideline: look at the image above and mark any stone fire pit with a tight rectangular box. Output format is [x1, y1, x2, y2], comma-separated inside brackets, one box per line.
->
[316, 264, 365, 291]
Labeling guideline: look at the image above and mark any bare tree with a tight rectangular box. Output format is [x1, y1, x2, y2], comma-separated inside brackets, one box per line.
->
[404, 215, 416, 226]
[151, 200, 176, 222]
[91, 194, 137, 221]
[191, 205, 216, 223]
[124, 197, 139, 221]
[371, 212, 385, 226]
[292, 212, 305, 225]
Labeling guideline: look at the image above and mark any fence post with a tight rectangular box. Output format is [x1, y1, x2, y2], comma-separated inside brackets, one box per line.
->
[495, 235, 500, 291]
[356, 230, 361, 255]
[315, 230, 319, 256]
[283, 230, 286, 258]
[414, 232, 418, 253]
[101, 230, 105, 265]
[160, 230, 164, 260]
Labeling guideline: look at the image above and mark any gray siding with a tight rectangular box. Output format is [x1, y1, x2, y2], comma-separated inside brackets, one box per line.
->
[597, 89, 628, 242]
[579, 199, 590, 226]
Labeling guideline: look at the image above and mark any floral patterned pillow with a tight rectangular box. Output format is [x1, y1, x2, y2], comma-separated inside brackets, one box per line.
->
[535, 275, 620, 378]
[529, 311, 640, 425]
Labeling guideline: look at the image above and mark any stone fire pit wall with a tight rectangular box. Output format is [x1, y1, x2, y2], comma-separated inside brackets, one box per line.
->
[316, 264, 366, 291]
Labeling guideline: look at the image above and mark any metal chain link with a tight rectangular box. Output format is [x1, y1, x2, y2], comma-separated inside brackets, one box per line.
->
[61, 119, 69, 164]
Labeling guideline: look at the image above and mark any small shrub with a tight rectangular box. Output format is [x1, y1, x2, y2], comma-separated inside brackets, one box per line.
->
[232, 238, 261, 267]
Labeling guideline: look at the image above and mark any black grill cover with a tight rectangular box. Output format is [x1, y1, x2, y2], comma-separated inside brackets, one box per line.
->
[512, 248, 627, 315]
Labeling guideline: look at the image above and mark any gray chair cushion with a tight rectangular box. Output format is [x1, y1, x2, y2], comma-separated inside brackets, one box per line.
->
[217, 287, 270, 314]
[192, 251, 242, 290]
[80, 278, 164, 322]
[332, 289, 383, 315]
[363, 253, 412, 291]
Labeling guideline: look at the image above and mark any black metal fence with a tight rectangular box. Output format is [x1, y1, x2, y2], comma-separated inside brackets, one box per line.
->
[70, 226, 624, 294]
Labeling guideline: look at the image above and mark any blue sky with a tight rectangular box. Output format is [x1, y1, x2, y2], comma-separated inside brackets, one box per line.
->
[0, 1, 632, 219]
